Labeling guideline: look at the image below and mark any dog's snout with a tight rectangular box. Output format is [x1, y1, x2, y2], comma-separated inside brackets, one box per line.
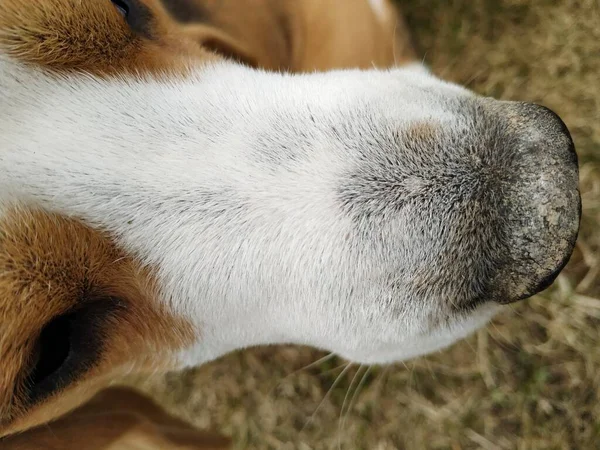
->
[494, 102, 580, 303]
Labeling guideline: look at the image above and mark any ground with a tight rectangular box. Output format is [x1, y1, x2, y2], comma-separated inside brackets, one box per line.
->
[127, 1, 600, 448]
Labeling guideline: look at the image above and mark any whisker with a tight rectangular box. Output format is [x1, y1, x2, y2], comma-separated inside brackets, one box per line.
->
[317, 362, 353, 377]
[302, 363, 352, 432]
[337, 365, 365, 449]
[463, 68, 486, 88]
[373, 365, 392, 397]
[268, 352, 335, 396]
[340, 365, 373, 445]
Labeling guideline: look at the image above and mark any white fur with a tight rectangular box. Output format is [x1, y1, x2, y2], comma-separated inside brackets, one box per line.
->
[0, 57, 499, 367]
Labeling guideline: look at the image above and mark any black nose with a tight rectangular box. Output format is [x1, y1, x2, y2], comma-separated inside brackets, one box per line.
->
[494, 102, 580, 304]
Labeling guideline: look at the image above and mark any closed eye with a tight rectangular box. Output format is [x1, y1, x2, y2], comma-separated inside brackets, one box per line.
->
[111, 0, 130, 18]
[109, 0, 155, 39]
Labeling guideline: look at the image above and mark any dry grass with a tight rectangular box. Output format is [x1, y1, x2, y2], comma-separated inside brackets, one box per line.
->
[126, 1, 600, 448]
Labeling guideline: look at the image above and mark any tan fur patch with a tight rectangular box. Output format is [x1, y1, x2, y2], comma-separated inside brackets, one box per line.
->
[0, 0, 417, 75]
[182, 0, 418, 72]
[1, 387, 230, 449]
[295, 0, 417, 71]
[0, 210, 196, 436]
[0, 0, 217, 75]
[406, 121, 440, 142]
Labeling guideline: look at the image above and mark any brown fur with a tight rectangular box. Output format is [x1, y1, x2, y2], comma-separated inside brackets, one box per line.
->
[169, 0, 416, 71]
[0, 0, 416, 75]
[0, 387, 230, 449]
[293, 0, 416, 70]
[0, 209, 196, 437]
[406, 122, 439, 142]
[0, 0, 218, 75]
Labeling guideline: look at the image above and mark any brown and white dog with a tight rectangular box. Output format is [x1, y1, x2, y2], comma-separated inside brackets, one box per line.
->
[0, 0, 580, 447]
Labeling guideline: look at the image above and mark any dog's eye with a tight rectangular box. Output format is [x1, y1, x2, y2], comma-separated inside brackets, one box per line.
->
[109, 0, 155, 39]
[111, 0, 130, 18]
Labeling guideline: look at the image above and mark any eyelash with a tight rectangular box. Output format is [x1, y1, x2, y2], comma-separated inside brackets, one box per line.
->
[111, 0, 130, 18]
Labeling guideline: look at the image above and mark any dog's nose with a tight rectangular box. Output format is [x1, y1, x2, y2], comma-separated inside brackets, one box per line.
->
[493, 102, 580, 304]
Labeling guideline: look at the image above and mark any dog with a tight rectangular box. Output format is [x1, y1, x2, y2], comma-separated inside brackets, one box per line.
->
[0, 0, 580, 445]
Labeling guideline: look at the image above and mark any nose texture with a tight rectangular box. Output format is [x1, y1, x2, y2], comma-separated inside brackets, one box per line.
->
[494, 102, 580, 304]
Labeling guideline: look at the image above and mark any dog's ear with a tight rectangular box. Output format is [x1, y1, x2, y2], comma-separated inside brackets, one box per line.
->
[0, 210, 196, 438]
[183, 24, 260, 68]
[0, 387, 231, 450]
[163, 0, 294, 71]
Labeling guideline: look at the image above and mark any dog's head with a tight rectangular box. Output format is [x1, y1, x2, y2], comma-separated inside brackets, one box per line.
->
[0, 0, 580, 439]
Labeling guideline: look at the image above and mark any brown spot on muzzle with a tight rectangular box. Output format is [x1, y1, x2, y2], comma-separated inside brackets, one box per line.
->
[406, 121, 439, 141]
